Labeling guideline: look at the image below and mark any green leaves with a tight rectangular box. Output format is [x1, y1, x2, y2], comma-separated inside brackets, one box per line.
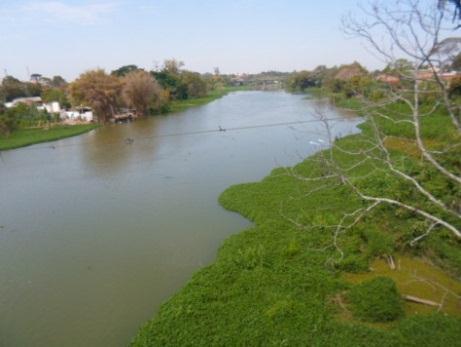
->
[348, 277, 404, 322]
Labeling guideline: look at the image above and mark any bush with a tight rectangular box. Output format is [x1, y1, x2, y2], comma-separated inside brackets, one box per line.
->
[348, 276, 404, 322]
[0, 111, 18, 136]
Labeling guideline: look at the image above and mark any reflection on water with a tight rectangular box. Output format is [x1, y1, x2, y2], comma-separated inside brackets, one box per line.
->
[79, 121, 162, 176]
[0, 91, 360, 347]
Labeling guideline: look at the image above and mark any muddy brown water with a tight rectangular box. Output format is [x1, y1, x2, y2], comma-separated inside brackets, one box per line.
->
[0, 91, 359, 346]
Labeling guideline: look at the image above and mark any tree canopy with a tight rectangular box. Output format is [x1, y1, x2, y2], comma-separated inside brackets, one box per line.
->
[69, 69, 122, 122]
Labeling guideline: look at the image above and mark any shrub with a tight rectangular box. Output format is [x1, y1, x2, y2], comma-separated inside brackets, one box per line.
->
[348, 276, 404, 322]
[0, 109, 19, 136]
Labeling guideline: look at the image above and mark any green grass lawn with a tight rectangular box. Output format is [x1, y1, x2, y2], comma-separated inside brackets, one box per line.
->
[168, 87, 247, 113]
[132, 101, 461, 346]
[0, 124, 98, 150]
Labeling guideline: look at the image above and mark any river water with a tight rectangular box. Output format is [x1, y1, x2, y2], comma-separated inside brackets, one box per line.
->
[0, 91, 359, 347]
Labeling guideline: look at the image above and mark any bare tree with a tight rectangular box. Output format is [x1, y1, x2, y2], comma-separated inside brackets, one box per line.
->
[283, 0, 461, 262]
[122, 70, 163, 116]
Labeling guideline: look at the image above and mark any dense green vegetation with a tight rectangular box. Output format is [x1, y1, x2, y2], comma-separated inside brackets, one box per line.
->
[166, 86, 246, 113]
[131, 99, 461, 345]
[348, 277, 404, 322]
[0, 124, 98, 150]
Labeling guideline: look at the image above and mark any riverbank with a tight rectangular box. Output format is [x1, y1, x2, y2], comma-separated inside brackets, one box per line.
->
[0, 88, 242, 151]
[132, 97, 461, 346]
[166, 86, 247, 114]
[0, 124, 99, 151]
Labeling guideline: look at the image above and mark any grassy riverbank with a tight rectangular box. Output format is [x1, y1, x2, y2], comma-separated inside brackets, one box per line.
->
[0, 124, 98, 150]
[0, 88, 239, 151]
[132, 97, 461, 346]
[167, 87, 247, 114]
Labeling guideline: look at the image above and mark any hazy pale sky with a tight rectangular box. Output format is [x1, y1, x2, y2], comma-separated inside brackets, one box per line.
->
[0, 0, 382, 81]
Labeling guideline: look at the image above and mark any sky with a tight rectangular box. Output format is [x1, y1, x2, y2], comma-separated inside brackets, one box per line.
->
[0, 0, 383, 81]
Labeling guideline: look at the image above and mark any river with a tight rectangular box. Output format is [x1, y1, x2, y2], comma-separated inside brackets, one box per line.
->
[0, 91, 359, 346]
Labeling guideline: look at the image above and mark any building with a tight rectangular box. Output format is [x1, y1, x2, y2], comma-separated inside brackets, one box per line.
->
[38, 102, 61, 114]
[60, 107, 94, 122]
[376, 74, 401, 85]
[4, 97, 61, 114]
[4, 96, 43, 108]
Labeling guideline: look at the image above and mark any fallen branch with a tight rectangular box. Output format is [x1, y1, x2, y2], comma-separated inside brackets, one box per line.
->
[403, 295, 440, 307]
[386, 254, 396, 270]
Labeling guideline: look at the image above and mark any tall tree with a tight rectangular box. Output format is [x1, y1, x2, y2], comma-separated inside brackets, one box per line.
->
[42, 88, 70, 108]
[181, 71, 208, 98]
[163, 59, 184, 75]
[111, 65, 140, 77]
[50, 76, 68, 88]
[0, 76, 43, 102]
[122, 70, 163, 116]
[276, 0, 461, 270]
[69, 70, 122, 122]
[300, 0, 461, 247]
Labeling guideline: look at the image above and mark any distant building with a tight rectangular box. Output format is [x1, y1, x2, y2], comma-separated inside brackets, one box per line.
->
[61, 107, 94, 122]
[5, 97, 61, 114]
[38, 101, 61, 114]
[376, 74, 400, 85]
[416, 69, 461, 86]
[4, 96, 43, 108]
[416, 69, 436, 80]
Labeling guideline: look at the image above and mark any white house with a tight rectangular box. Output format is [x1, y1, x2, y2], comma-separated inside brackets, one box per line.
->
[5, 97, 61, 114]
[60, 107, 94, 122]
[37, 101, 61, 114]
[5, 96, 43, 108]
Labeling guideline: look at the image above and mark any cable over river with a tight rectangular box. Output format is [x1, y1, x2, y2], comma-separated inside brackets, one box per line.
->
[0, 91, 359, 347]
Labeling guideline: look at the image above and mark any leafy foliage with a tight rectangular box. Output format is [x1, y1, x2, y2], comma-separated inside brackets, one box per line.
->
[69, 69, 122, 122]
[0, 76, 42, 102]
[131, 99, 461, 346]
[0, 109, 18, 135]
[111, 65, 140, 77]
[348, 277, 404, 322]
[122, 70, 165, 116]
[41, 88, 70, 108]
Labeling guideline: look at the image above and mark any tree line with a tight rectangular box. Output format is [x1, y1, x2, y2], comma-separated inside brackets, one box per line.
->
[0, 59, 228, 135]
[286, 56, 461, 104]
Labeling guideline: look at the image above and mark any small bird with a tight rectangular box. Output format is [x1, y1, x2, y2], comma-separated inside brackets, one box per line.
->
[125, 138, 134, 145]
[218, 126, 226, 132]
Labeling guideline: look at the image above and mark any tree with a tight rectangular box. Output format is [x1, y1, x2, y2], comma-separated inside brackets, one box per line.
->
[42, 88, 70, 108]
[283, 0, 461, 265]
[0, 110, 18, 136]
[287, 71, 317, 91]
[111, 65, 140, 77]
[151, 60, 184, 100]
[439, 0, 461, 22]
[452, 53, 461, 70]
[338, 0, 461, 238]
[181, 71, 208, 98]
[1, 76, 26, 102]
[122, 70, 163, 116]
[163, 59, 184, 75]
[69, 69, 122, 122]
[383, 59, 414, 75]
[50, 76, 68, 88]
